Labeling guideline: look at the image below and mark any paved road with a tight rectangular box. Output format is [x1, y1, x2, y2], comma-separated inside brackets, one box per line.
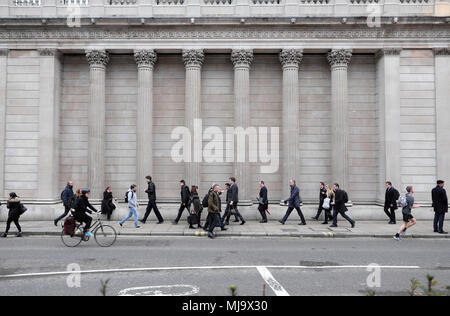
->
[0, 236, 449, 296]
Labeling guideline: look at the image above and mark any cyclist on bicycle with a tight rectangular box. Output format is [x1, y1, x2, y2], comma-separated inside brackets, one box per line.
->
[73, 189, 98, 239]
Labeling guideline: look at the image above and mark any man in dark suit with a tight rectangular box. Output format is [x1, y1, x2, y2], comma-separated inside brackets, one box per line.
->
[228, 177, 246, 225]
[280, 179, 306, 225]
[312, 182, 328, 221]
[258, 181, 269, 223]
[384, 181, 400, 224]
[173, 180, 191, 225]
[330, 183, 355, 228]
[141, 176, 164, 225]
[432, 180, 448, 234]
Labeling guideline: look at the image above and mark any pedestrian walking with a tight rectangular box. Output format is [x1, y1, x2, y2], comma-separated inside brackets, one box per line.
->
[101, 187, 116, 221]
[228, 177, 246, 225]
[321, 184, 334, 225]
[312, 182, 327, 221]
[394, 186, 420, 241]
[72, 189, 98, 239]
[384, 181, 400, 224]
[1, 193, 25, 238]
[206, 184, 223, 239]
[221, 183, 232, 225]
[119, 185, 140, 229]
[173, 180, 191, 225]
[189, 186, 203, 229]
[141, 176, 164, 224]
[432, 180, 448, 234]
[280, 179, 306, 225]
[205, 185, 227, 231]
[258, 181, 269, 223]
[330, 183, 355, 228]
[54, 181, 75, 226]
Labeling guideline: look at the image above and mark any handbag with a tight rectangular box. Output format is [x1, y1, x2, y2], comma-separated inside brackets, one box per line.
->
[322, 198, 331, 210]
[19, 203, 28, 215]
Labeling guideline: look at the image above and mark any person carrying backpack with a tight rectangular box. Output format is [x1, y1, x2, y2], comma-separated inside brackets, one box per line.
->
[119, 184, 140, 229]
[394, 186, 420, 241]
[1, 193, 25, 238]
[54, 181, 75, 226]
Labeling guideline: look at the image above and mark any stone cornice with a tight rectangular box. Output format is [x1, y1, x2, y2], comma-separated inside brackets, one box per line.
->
[231, 49, 254, 68]
[85, 50, 110, 68]
[38, 48, 58, 56]
[134, 49, 157, 68]
[279, 49, 303, 68]
[182, 49, 205, 68]
[0, 49, 8, 57]
[327, 49, 352, 68]
[433, 47, 450, 56]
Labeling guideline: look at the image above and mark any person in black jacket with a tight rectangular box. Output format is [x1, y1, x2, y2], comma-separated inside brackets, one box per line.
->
[312, 182, 329, 222]
[330, 183, 355, 228]
[258, 181, 269, 223]
[173, 180, 191, 225]
[54, 181, 74, 226]
[101, 187, 116, 221]
[1, 193, 23, 238]
[73, 189, 98, 238]
[384, 181, 400, 224]
[432, 180, 448, 234]
[141, 176, 164, 224]
[228, 177, 246, 225]
[190, 186, 203, 229]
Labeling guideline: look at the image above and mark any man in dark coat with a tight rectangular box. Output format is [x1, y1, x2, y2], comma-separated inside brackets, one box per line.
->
[280, 180, 306, 225]
[330, 183, 355, 228]
[54, 181, 74, 226]
[228, 177, 246, 225]
[258, 181, 269, 223]
[1, 193, 23, 238]
[432, 180, 448, 234]
[173, 180, 191, 224]
[141, 176, 164, 224]
[384, 181, 400, 224]
[312, 182, 328, 221]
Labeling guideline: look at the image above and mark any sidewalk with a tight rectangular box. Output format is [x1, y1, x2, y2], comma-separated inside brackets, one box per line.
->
[5, 219, 449, 239]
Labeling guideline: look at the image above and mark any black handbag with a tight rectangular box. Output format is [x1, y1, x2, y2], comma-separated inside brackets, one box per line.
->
[19, 203, 28, 215]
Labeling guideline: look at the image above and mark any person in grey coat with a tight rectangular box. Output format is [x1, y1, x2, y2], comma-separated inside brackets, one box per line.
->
[280, 180, 306, 225]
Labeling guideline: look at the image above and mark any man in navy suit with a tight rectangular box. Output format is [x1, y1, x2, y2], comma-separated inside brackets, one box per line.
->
[279, 179, 306, 225]
[258, 181, 269, 223]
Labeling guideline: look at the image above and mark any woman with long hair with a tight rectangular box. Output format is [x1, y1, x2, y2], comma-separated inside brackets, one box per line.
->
[322, 184, 335, 225]
[101, 187, 116, 221]
[189, 186, 203, 229]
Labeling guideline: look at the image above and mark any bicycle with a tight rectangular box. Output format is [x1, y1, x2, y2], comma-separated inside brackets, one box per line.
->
[61, 213, 117, 248]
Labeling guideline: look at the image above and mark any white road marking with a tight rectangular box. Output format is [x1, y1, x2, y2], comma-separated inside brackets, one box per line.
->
[118, 284, 200, 296]
[0, 265, 421, 279]
[256, 266, 290, 296]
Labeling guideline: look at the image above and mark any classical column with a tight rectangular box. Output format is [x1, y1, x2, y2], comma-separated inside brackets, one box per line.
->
[231, 49, 253, 204]
[38, 48, 62, 200]
[376, 48, 402, 202]
[279, 49, 303, 200]
[327, 49, 352, 193]
[86, 50, 109, 200]
[182, 49, 204, 188]
[434, 48, 450, 183]
[134, 49, 157, 192]
[0, 49, 7, 198]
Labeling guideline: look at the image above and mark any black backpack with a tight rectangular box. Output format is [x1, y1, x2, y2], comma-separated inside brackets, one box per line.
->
[393, 188, 400, 201]
[125, 191, 134, 203]
[202, 192, 211, 208]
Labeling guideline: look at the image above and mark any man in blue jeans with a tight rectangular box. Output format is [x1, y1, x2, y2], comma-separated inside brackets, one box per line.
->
[119, 184, 140, 229]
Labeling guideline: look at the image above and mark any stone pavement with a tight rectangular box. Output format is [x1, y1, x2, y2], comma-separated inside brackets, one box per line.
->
[3, 218, 449, 239]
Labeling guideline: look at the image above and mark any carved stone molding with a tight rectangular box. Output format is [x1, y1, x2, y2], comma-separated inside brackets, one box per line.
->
[327, 49, 352, 69]
[279, 49, 303, 68]
[182, 49, 204, 68]
[433, 47, 450, 56]
[134, 49, 157, 68]
[0, 49, 8, 57]
[231, 49, 253, 68]
[382, 48, 402, 55]
[85, 50, 110, 68]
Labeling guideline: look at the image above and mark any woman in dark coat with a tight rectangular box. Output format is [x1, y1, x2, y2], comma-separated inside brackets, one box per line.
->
[190, 186, 203, 229]
[2, 192, 23, 238]
[101, 187, 116, 221]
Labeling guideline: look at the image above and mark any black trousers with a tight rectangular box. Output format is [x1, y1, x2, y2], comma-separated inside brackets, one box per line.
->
[332, 209, 354, 226]
[73, 212, 92, 233]
[434, 212, 446, 232]
[207, 213, 220, 233]
[225, 203, 245, 223]
[175, 204, 189, 223]
[142, 200, 164, 223]
[282, 206, 306, 224]
[5, 217, 21, 234]
[315, 205, 333, 221]
[384, 205, 396, 223]
[54, 205, 71, 224]
[258, 203, 268, 221]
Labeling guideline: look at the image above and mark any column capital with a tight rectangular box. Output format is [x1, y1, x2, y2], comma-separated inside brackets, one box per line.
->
[231, 49, 254, 69]
[86, 50, 110, 69]
[0, 49, 9, 57]
[327, 49, 352, 69]
[134, 49, 157, 69]
[182, 49, 204, 68]
[279, 49, 303, 69]
[433, 47, 450, 56]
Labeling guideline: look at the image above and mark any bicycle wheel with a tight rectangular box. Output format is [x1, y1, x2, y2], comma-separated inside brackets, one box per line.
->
[94, 224, 117, 247]
[61, 227, 83, 248]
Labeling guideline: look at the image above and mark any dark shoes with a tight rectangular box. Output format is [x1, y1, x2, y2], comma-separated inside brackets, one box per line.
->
[1, 233, 7, 238]
[279, 220, 285, 225]
[351, 222, 356, 228]
[321, 222, 328, 225]
[298, 222, 306, 226]
[240, 221, 246, 226]
[157, 221, 164, 224]
[139, 220, 146, 225]
[208, 232, 215, 239]
[189, 225, 196, 229]
[54, 220, 58, 227]
[329, 224, 338, 228]
[311, 217, 318, 221]
[172, 221, 179, 225]
[389, 221, 396, 225]
[233, 219, 240, 223]
[438, 231, 448, 235]
[16, 233, 22, 238]
[260, 220, 268, 223]
[221, 227, 228, 231]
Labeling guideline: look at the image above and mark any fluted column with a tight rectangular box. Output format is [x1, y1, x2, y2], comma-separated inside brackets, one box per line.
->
[134, 50, 157, 192]
[279, 49, 303, 200]
[0, 49, 7, 198]
[182, 49, 204, 188]
[231, 49, 253, 204]
[86, 50, 109, 199]
[328, 49, 352, 193]
[434, 48, 450, 183]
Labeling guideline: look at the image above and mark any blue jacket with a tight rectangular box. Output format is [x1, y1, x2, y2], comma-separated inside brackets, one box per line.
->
[61, 185, 74, 207]
[287, 185, 301, 208]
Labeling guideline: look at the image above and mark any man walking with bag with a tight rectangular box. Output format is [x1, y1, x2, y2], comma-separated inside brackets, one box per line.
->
[54, 181, 74, 226]
[280, 179, 306, 225]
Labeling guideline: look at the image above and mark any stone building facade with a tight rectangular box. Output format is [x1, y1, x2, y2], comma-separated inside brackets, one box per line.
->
[0, 1, 449, 209]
